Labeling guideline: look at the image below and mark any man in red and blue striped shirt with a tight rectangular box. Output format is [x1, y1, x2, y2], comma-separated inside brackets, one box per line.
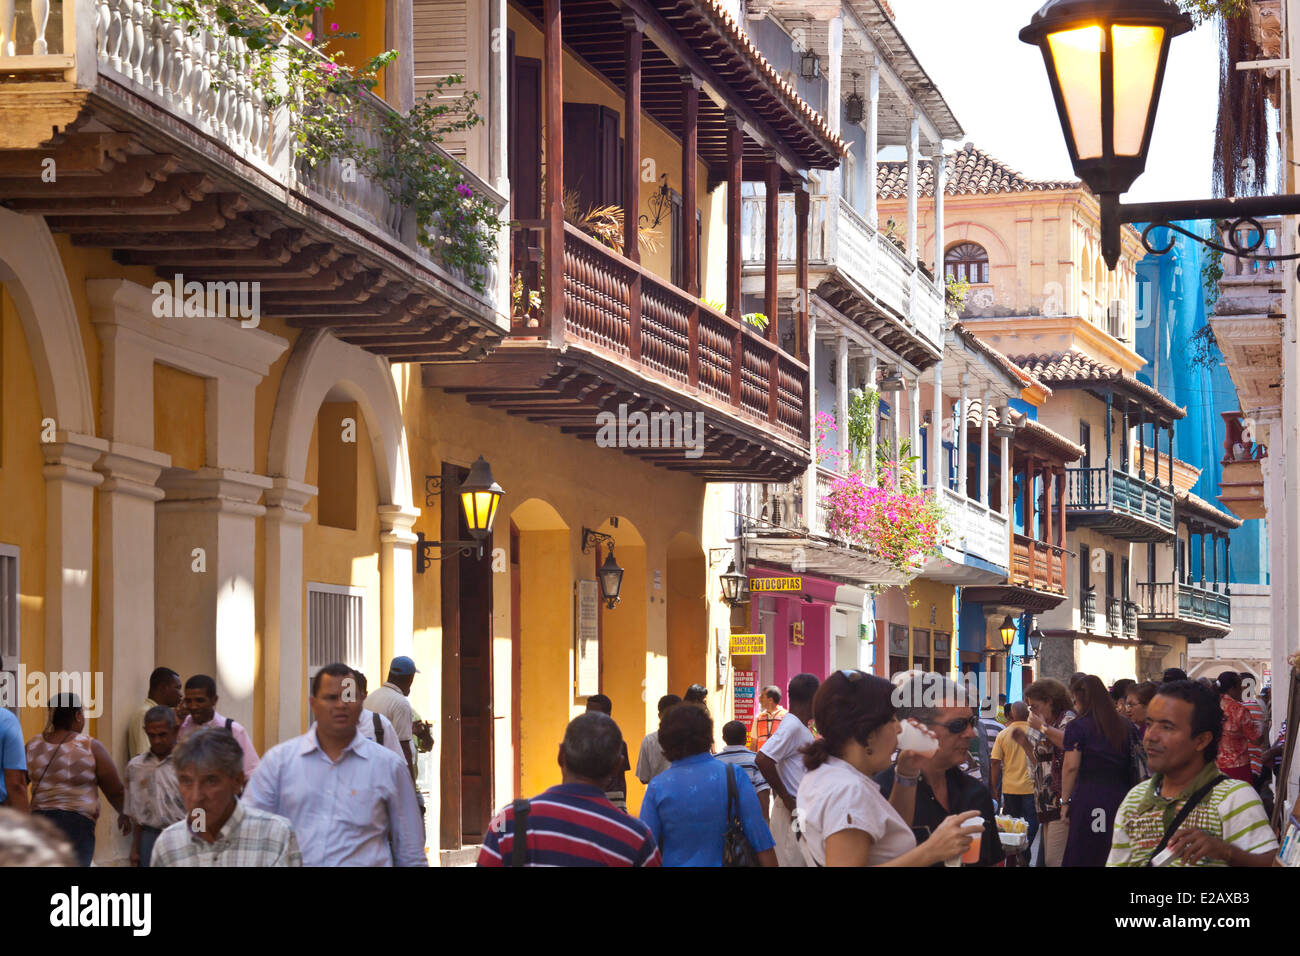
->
[478, 713, 661, 867]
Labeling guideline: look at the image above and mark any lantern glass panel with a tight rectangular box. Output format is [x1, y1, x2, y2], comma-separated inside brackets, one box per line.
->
[1111, 25, 1164, 155]
[1047, 25, 1105, 160]
[461, 489, 499, 536]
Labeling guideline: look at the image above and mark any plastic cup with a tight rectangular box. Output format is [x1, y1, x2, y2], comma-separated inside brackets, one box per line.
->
[897, 719, 939, 755]
[961, 830, 983, 865]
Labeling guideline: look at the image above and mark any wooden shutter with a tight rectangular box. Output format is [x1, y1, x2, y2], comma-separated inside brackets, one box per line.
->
[412, 0, 485, 165]
[509, 41, 542, 220]
[563, 103, 622, 215]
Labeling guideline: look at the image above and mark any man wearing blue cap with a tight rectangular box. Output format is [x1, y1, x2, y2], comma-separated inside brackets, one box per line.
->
[364, 657, 430, 783]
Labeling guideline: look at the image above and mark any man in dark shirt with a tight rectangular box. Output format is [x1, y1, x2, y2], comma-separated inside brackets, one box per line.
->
[878, 673, 1001, 867]
[586, 694, 631, 810]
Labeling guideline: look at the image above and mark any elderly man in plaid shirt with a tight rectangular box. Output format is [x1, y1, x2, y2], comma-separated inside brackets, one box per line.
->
[152, 728, 300, 867]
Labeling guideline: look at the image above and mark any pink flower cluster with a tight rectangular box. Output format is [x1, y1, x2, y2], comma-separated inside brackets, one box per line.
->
[821, 472, 946, 572]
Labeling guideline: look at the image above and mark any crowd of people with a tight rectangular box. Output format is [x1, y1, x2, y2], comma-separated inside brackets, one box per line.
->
[0, 657, 1290, 868]
[481, 666, 1289, 868]
[0, 658, 434, 867]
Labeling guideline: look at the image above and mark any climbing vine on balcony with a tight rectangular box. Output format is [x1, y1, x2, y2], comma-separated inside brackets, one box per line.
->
[161, 0, 502, 292]
[821, 472, 948, 576]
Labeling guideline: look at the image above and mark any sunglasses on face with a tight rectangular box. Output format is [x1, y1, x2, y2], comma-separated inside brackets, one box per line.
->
[933, 714, 979, 734]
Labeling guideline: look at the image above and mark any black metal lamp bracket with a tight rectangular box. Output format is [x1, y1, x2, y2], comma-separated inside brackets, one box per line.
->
[581, 528, 614, 554]
[414, 531, 483, 573]
[1102, 192, 1300, 276]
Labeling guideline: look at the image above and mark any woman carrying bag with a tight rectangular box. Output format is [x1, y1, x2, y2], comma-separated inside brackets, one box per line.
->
[26, 693, 129, 866]
[639, 703, 776, 867]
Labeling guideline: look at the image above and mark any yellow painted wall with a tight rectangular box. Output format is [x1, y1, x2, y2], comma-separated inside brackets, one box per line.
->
[302, 408, 384, 730]
[316, 401, 360, 531]
[904, 579, 957, 671]
[153, 364, 207, 471]
[0, 282, 48, 741]
[666, 534, 707, 702]
[330, 0, 389, 101]
[1076, 639, 1137, 687]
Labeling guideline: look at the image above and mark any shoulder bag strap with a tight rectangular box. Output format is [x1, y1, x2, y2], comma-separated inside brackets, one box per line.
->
[510, 798, 531, 867]
[726, 761, 739, 821]
[1144, 774, 1227, 866]
[373, 712, 383, 745]
[30, 733, 71, 803]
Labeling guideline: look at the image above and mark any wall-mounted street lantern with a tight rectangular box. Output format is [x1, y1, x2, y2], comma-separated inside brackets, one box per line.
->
[801, 47, 821, 79]
[719, 561, 748, 608]
[582, 528, 624, 609]
[1021, 0, 1300, 271]
[415, 456, 504, 572]
[1000, 614, 1019, 651]
[845, 73, 865, 125]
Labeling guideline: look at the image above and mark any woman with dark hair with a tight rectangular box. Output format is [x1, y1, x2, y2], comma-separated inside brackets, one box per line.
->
[25, 694, 129, 865]
[794, 670, 981, 866]
[1110, 679, 1136, 713]
[1214, 671, 1258, 782]
[1124, 681, 1159, 736]
[1059, 674, 1142, 867]
[638, 704, 776, 867]
[1012, 677, 1076, 866]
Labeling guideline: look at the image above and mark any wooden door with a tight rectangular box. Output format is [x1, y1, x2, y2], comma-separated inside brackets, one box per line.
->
[440, 461, 494, 848]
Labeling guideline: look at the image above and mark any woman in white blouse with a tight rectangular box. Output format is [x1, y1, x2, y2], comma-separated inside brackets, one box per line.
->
[795, 670, 980, 866]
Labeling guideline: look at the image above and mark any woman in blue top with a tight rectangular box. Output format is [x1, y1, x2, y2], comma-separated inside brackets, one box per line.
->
[639, 703, 777, 866]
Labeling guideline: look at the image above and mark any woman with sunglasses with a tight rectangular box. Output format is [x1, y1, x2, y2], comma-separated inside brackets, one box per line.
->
[1012, 678, 1076, 867]
[794, 670, 981, 866]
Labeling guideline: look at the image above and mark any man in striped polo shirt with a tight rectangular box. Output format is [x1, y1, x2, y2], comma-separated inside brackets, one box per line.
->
[1108, 681, 1278, 867]
[478, 713, 661, 867]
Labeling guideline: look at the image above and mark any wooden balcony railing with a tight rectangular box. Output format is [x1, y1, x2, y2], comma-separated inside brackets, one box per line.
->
[513, 223, 806, 436]
[1137, 582, 1232, 627]
[1066, 465, 1175, 534]
[738, 192, 945, 353]
[1011, 533, 1068, 592]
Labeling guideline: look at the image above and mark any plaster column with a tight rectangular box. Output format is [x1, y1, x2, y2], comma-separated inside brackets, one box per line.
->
[265, 478, 316, 743]
[979, 388, 990, 508]
[910, 378, 922, 487]
[155, 469, 271, 735]
[379, 505, 421, 663]
[906, 115, 919, 262]
[42, 433, 107, 674]
[932, 147, 946, 275]
[930, 361, 944, 491]
[865, 61, 879, 229]
[957, 374, 970, 498]
[866, 351, 879, 484]
[836, 334, 850, 465]
[95, 442, 168, 768]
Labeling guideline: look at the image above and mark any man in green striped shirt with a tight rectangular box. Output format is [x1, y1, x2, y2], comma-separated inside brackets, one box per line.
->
[1108, 680, 1278, 867]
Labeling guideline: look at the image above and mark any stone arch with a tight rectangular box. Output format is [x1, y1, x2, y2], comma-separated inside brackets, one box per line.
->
[943, 220, 1013, 267]
[0, 207, 95, 435]
[268, 328, 413, 509]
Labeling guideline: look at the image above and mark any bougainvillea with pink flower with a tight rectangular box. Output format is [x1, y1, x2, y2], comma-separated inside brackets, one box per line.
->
[816, 412, 947, 574]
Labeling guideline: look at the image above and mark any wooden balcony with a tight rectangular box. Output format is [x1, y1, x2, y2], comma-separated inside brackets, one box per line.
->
[424, 224, 811, 480]
[0, 1, 505, 360]
[1137, 581, 1232, 642]
[739, 194, 946, 363]
[1066, 465, 1175, 542]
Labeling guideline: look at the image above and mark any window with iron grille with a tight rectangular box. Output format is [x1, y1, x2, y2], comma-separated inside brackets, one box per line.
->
[306, 584, 365, 704]
[945, 242, 989, 284]
[0, 546, 18, 716]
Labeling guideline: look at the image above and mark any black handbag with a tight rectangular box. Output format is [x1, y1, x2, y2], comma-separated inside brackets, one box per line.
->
[722, 764, 760, 867]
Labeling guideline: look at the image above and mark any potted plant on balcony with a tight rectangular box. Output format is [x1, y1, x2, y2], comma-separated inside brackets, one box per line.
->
[819, 467, 948, 576]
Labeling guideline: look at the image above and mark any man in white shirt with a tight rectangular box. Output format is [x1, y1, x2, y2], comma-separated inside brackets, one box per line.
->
[244, 663, 427, 867]
[350, 669, 404, 762]
[364, 656, 431, 782]
[635, 694, 682, 785]
[756, 673, 820, 868]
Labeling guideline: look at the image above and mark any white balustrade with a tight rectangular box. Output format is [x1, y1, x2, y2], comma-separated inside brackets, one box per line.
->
[941, 486, 1010, 571]
[910, 270, 945, 351]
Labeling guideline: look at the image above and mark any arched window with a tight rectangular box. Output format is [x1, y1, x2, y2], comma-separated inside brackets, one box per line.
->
[945, 243, 989, 284]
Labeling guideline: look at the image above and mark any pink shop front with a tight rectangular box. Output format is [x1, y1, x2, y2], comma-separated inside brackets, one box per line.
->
[737, 567, 863, 694]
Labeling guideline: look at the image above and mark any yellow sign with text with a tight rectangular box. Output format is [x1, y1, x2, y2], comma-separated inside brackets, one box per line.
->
[729, 633, 767, 656]
[749, 576, 802, 593]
